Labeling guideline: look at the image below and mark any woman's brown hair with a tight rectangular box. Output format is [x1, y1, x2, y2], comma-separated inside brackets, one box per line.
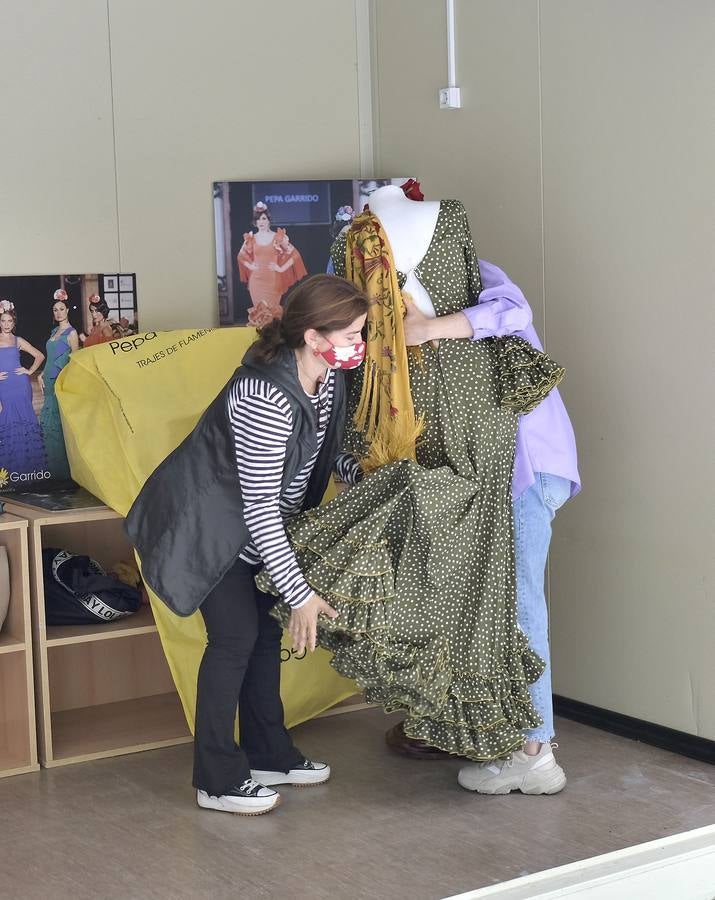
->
[252, 207, 271, 226]
[90, 296, 110, 320]
[251, 274, 367, 363]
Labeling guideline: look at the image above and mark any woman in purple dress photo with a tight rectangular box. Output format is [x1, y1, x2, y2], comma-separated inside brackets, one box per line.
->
[0, 300, 47, 479]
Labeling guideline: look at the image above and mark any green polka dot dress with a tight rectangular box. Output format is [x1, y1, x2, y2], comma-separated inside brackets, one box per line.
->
[258, 200, 564, 761]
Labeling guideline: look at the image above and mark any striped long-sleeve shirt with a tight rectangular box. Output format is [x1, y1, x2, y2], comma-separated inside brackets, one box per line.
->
[228, 369, 361, 608]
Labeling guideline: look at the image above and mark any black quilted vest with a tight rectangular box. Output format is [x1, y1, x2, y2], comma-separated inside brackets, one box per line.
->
[125, 345, 346, 616]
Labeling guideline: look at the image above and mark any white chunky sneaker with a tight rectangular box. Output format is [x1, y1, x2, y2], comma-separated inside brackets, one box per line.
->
[457, 742, 567, 795]
[196, 778, 281, 815]
[251, 759, 331, 787]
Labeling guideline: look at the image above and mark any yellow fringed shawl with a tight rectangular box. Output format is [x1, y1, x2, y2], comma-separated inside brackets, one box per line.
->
[344, 211, 423, 472]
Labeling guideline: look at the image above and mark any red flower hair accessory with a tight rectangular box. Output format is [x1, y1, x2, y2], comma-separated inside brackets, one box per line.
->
[400, 179, 424, 201]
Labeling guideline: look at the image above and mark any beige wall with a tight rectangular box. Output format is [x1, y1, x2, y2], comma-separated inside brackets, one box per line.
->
[0, 0, 364, 330]
[373, 0, 546, 331]
[540, 1, 714, 738]
[373, 0, 715, 738]
[0, 2, 119, 272]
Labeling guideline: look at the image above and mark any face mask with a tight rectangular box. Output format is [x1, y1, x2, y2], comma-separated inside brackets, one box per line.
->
[318, 339, 366, 369]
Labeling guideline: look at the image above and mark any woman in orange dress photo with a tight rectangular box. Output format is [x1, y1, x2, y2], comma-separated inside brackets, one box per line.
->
[79, 295, 115, 347]
[236, 201, 307, 327]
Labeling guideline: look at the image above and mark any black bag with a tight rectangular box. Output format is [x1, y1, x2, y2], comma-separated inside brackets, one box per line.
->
[42, 548, 142, 626]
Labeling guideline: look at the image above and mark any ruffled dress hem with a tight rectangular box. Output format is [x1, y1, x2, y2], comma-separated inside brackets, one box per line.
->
[257, 507, 546, 762]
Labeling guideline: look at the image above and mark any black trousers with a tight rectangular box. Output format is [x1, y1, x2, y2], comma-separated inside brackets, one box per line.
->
[192, 559, 304, 795]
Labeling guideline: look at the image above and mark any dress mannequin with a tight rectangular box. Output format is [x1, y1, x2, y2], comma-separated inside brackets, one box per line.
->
[368, 185, 440, 317]
[304, 199, 566, 762]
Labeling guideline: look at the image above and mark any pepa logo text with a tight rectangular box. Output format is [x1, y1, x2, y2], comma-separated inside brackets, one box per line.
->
[0, 466, 52, 489]
[109, 332, 160, 355]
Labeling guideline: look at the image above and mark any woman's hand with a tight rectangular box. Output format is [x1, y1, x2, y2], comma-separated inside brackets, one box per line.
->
[14, 366, 30, 376]
[403, 297, 435, 346]
[403, 296, 472, 346]
[288, 592, 338, 654]
[0, 371, 7, 381]
[268, 262, 281, 272]
[243, 261, 258, 271]
[37, 372, 44, 392]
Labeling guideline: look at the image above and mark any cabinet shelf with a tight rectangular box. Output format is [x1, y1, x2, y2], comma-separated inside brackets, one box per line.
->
[0, 634, 25, 655]
[49, 692, 191, 766]
[3, 500, 190, 769]
[0, 516, 39, 778]
[45, 604, 157, 646]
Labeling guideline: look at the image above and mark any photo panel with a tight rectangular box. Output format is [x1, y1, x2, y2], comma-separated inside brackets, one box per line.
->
[213, 178, 411, 326]
[0, 272, 138, 492]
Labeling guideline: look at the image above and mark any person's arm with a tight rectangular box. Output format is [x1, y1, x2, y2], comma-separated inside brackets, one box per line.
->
[15, 337, 45, 375]
[403, 300, 472, 345]
[271, 256, 296, 274]
[334, 451, 362, 486]
[463, 258, 532, 337]
[67, 329, 80, 352]
[237, 237, 253, 260]
[280, 258, 297, 273]
[229, 381, 314, 606]
[403, 259, 533, 346]
[237, 238, 257, 273]
[228, 381, 338, 651]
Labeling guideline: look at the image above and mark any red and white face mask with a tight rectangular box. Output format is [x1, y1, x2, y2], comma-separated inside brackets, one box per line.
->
[317, 339, 366, 370]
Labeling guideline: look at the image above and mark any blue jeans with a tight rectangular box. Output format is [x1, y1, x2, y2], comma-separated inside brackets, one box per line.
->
[513, 473, 572, 743]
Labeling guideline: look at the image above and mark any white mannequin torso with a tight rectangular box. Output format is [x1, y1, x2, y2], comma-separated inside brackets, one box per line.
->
[368, 185, 440, 316]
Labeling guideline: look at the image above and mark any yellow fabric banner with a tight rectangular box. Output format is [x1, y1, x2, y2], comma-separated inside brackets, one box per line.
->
[56, 328, 357, 731]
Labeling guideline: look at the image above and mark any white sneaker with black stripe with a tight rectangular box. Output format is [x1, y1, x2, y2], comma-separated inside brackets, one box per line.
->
[250, 759, 330, 787]
[196, 778, 281, 815]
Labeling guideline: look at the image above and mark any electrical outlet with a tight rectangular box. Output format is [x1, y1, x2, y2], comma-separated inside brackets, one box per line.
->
[439, 86, 461, 109]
